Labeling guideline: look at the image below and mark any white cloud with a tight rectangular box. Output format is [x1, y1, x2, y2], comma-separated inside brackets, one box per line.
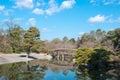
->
[109, 28, 114, 31]
[45, 6, 59, 15]
[31, 0, 76, 15]
[3, 18, 22, 22]
[45, 0, 59, 15]
[3, 9, 14, 16]
[103, 0, 115, 5]
[79, 32, 85, 36]
[14, 18, 23, 21]
[0, 5, 5, 10]
[33, 8, 44, 15]
[90, 0, 95, 3]
[88, 15, 106, 23]
[42, 28, 49, 32]
[28, 18, 36, 26]
[0, 9, 14, 16]
[118, 17, 120, 22]
[36, 0, 45, 7]
[14, 0, 33, 9]
[60, 0, 75, 10]
[45, 0, 76, 15]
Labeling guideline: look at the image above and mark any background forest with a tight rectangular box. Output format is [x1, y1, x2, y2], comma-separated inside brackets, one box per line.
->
[0, 20, 120, 55]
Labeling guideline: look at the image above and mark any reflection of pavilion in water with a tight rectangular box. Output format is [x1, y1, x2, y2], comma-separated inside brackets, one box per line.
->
[28, 59, 75, 70]
[51, 48, 76, 65]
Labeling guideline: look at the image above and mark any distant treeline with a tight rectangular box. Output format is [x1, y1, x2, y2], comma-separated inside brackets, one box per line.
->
[0, 20, 120, 55]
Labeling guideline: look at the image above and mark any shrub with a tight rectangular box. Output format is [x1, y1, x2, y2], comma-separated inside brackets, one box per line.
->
[88, 49, 111, 68]
[75, 48, 95, 65]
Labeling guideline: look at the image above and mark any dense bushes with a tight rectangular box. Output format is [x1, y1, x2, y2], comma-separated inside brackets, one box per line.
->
[88, 49, 112, 68]
[75, 48, 95, 65]
[75, 48, 113, 68]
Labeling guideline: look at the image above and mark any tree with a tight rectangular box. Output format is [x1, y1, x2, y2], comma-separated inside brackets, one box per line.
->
[81, 33, 89, 42]
[80, 33, 95, 48]
[23, 27, 40, 57]
[9, 24, 24, 53]
[114, 28, 120, 53]
[69, 38, 76, 44]
[75, 48, 95, 65]
[69, 38, 77, 49]
[63, 36, 68, 48]
[77, 37, 81, 48]
[51, 38, 62, 49]
[89, 31, 96, 42]
[0, 28, 12, 53]
[106, 28, 120, 53]
[31, 40, 45, 53]
[80, 29, 106, 49]
[63, 36, 68, 42]
[51, 38, 61, 44]
[88, 49, 111, 68]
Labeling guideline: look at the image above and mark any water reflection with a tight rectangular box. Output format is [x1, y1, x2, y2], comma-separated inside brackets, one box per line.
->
[88, 67, 120, 80]
[0, 59, 120, 80]
[0, 61, 47, 80]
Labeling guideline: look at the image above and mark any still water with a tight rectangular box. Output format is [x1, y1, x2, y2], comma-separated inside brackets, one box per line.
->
[0, 59, 120, 80]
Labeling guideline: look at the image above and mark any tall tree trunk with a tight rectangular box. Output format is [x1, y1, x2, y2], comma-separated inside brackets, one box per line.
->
[27, 47, 30, 58]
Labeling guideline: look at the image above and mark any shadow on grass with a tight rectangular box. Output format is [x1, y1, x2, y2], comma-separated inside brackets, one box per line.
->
[19, 55, 38, 59]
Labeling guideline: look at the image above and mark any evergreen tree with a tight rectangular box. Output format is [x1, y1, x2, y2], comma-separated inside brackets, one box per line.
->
[23, 27, 40, 57]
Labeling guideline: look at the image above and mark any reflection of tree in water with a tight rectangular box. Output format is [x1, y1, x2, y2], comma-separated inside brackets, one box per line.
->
[0, 59, 119, 80]
[62, 69, 69, 76]
[75, 68, 90, 80]
[0, 62, 25, 80]
[19, 63, 48, 80]
[51, 67, 60, 74]
[87, 49, 120, 80]
[88, 67, 120, 80]
[0, 61, 48, 80]
[50, 67, 69, 76]
[74, 67, 120, 80]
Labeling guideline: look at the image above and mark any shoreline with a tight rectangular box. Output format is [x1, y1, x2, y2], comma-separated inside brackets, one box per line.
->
[0, 53, 52, 65]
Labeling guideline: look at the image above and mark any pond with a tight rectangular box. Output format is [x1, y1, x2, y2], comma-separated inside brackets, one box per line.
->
[0, 59, 120, 80]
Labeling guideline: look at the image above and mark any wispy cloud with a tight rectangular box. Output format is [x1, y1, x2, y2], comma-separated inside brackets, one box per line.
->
[117, 17, 120, 22]
[42, 28, 50, 32]
[45, 0, 59, 15]
[3, 18, 22, 23]
[0, 7, 13, 16]
[36, 2, 41, 7]
[36, 0, 45, 7]
[27, 18, 36, 26]
[33, 8, 44, 15]
[14, 18, 23, 21]
[88, 14, 106, 23]
[79, 32, 85, 36]
[13, 0, 33, 9]
[90, 0, 95, 3]
[90, 0, 120, 5]
[0, 5, 5, 11]
[3, 9, 14, 16]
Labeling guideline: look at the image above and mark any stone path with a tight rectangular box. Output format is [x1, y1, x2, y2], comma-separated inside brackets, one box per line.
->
[0, 53, 52, 65]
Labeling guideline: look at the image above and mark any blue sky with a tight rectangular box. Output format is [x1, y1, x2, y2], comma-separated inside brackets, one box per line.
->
[0, 0, 120, 40]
